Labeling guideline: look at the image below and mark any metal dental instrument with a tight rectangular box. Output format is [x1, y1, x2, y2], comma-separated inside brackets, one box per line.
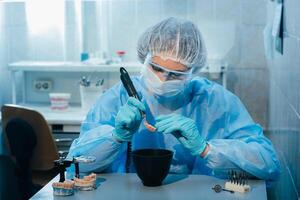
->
[120, 67, 140, 100]
[73, 156, 96, 178]
[119, 67, 156, 132]
[212, 184, 234, 193]
[54, 158, 73, 182]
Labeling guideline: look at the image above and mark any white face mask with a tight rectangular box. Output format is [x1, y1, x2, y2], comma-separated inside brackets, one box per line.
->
[141, 65, 185, 97]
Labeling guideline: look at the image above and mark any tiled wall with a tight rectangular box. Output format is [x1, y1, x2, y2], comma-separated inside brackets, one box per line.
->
[266, 0, 300, 199]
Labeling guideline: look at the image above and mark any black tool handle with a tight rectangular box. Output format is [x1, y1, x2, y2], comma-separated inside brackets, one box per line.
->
[120, 67, 145, 119]
[54, 159, 72, 182]
[75, 162, 80, 178]
[125, 142, 132, 173]
[120, 67, 140, 100]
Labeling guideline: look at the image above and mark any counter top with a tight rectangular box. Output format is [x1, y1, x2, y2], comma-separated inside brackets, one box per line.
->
[30, 173, 267, 200]
[8, 60, 227, 73]
[18, 104, 88, 125]
[8, 61, 142, 72]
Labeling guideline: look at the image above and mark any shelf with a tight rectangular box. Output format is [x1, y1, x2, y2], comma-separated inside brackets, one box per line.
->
[8, 60, 227, 73]
[8, 61, 142, 72]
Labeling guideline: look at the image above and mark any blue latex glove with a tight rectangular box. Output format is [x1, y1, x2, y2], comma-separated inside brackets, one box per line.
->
[155, 114, 207, 156]
[114, 97, 146, 142]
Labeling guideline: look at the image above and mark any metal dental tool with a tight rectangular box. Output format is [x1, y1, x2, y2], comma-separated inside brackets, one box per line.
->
[212, 184, 234, 193]
[54, 158, 73, 182]
[119, 67, 156, 132]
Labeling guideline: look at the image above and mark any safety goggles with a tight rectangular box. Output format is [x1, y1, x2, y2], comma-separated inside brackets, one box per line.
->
[147, 61, 192, 80]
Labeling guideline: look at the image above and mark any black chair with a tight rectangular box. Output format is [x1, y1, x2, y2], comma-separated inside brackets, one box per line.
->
[0, 155, 21, 200]
[2, 104, 59, 187]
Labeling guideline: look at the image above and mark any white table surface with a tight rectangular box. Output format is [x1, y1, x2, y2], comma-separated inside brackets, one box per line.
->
[22, 104, 88, 125]
[30, 173, 267, 200]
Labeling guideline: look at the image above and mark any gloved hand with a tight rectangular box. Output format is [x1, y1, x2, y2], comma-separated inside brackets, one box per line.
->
[114, 97, 146, 142]
[155, 114, 207, 156]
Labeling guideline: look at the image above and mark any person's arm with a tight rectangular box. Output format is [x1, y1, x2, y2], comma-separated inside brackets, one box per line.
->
[67, 83, 127, 173]
[203, 88, 280, 181]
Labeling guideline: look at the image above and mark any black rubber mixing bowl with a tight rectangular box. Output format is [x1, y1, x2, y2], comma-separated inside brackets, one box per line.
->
[132, 149, 173, 186]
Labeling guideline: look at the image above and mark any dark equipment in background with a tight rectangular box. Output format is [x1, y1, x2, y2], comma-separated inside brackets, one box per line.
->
[5, 118, 39, 199]
[0, 155, 22, 200]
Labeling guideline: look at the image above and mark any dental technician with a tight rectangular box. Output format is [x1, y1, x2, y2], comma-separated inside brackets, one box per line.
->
[67, 17, 280, 181]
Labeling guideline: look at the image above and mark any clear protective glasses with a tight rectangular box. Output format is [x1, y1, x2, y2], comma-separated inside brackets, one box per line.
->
[147, 61, 192, 81]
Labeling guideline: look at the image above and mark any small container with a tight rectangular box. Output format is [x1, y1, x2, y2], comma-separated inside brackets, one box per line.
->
[80, 85, 103, 110]
[49, 93, 71, 111]
[116, 50, 126, 63]
[81, 53, 89, 62]
[132, 149, 173, 187]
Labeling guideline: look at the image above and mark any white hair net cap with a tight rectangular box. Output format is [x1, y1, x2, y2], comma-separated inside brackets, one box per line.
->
[137, 17, 207, 72]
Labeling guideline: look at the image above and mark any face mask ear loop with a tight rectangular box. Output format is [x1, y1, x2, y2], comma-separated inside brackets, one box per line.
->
[144, 53, 152, 65]
[141, 54, 164, 88]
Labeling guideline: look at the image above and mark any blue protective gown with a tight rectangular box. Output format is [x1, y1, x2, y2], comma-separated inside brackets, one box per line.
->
[67, 76, 280, 181]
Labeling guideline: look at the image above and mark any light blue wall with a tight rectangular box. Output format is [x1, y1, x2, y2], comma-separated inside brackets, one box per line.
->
[266, 0, 300, 199]
[0, 2, 28, 106]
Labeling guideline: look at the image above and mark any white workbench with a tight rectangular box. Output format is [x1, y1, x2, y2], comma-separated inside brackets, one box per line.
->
[21, 104, 87, 125]
[17, 104, 87, 132]
[30, 173, 267, 200]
